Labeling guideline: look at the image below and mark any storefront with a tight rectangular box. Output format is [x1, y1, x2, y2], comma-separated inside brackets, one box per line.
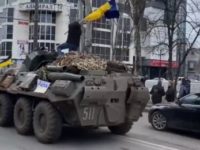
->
[142, 59, 178, 79]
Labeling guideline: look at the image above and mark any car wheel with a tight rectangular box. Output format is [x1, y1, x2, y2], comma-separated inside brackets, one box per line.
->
[151, 111, 167, 131]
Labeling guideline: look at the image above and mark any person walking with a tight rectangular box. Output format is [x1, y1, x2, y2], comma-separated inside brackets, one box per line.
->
[178, 78, 189, 98]
[185, 78, 191, 95]
[150, 80, 165, 105]
[165, 81, 175, 102]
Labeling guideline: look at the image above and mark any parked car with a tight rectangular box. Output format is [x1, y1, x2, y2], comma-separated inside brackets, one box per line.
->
[148, 93, 200, 132]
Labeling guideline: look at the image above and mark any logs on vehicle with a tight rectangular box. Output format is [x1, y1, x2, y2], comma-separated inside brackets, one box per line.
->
[53, 52, 107, 71]
[53, 52, 127, 73]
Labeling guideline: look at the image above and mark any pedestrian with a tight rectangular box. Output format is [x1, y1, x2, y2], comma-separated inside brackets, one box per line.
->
[150, 80, 165, 105]
[165, 81, 175, 102]
[57, 21, 82, 55]
[178, 78, 188, 98]
[185, 78, 191, 95]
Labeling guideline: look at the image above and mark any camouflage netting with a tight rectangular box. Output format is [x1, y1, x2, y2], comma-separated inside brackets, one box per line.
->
[53, 52, 107, 71]
[52, 52, 128, 73]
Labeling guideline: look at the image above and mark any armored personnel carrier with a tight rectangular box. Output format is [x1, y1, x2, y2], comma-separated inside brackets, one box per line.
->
[0, 51, 149, 143]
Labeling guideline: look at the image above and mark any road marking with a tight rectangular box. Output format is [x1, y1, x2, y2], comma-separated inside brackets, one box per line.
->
[119, 136, 180, 150]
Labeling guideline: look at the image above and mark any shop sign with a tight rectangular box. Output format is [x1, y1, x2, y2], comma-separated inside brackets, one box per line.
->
[19, 3, 63, 12]
[149, 60, 178, 68]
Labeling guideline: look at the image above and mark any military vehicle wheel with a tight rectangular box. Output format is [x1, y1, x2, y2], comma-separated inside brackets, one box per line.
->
[33, 102, 62, 143]
[14, 98, 33, 135]
[108, 122, 133, 135]
[0, 94, 13, 126]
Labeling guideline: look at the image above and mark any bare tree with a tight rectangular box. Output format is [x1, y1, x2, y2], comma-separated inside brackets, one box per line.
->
[129, 0, 146, 75]
[144, 0, 200, 95]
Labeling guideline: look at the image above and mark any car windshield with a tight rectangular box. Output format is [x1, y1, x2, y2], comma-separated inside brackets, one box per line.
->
[180, 94, 200, 105]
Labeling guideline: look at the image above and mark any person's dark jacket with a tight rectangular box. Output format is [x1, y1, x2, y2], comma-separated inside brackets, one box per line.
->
[66, 22, 82, 48]
[178, 84, 187, 99]
[165, 86, 175, 102]
[150, 85, 165, 104]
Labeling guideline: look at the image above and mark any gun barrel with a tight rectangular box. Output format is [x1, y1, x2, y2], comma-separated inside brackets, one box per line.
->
[46, 65, 67, 72]
[47, 72, 84, 82]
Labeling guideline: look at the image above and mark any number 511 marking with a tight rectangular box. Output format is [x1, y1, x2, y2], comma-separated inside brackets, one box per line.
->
[82, 107, 95, 121]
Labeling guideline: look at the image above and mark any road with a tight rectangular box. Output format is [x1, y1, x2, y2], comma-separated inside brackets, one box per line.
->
[0, 113, 200, 150]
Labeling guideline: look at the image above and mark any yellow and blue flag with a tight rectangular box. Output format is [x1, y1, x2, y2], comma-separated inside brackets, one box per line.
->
[84, 2, 111, 22]
[0, 55, 13, 69]
[105, 0, 120, 19]
[84, 0, 119, 22]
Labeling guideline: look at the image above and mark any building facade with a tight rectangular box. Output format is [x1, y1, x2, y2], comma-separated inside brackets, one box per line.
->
[0, 0, 133, 65]
[140, 0, 186, 78]
[186, 48, 200, 80]
[0, 0, 187, 79]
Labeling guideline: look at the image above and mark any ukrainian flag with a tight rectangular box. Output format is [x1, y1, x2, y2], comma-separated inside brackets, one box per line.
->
[84, 2, 112, 22]
[0, 55, 13, 68]
[105, 0, 120, 19]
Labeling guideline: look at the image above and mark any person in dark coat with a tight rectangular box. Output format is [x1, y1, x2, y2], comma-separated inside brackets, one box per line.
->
[178, 78, 189, 99]
[165, 81, 175, 102]
[185, 78, 191, 94]
[150, 80, 165, 105]
[57, 21, 82, 55]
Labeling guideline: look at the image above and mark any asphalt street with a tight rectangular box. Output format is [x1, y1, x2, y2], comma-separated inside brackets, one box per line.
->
[0, 113, 200, 150]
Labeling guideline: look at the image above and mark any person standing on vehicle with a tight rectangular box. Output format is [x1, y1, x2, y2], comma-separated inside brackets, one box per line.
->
[165, 81, 175, 102]
[57, 21, 82, 55]
[150, 80, 165, 105]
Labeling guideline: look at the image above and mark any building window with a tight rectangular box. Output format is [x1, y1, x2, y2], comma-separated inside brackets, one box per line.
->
[7, 8, 14, 22]
[92, 30, 111, 45]
[116, 32, 131, 48]
[92, 18, 111, 29]
[0, 42, 12, 56]
[29, 25, 55, 40]
[118, 18, 131, 32]
[30, 11, 56, 24]
[7, 25, 13, 39]
[92, 46, 110, 60]
[114, 48, 129, 61]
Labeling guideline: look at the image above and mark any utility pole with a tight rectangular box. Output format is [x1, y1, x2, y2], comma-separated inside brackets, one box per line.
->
[79, 0, 92, 53]
[84, 0, 92, 54]
[78, 0, 84, 52]
[33, 0, 39, 51]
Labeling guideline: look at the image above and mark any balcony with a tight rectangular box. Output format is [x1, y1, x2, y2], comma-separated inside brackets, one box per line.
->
[19, 2, 63, 12]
